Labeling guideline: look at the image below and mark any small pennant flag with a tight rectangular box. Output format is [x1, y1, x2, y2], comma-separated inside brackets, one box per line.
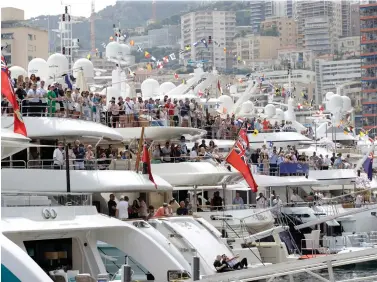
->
[146, 63, 152, 71]
[137, 45, 143, 52]
[86, 54, 91, 61]
[151, 56, 156, 61]
[193, 41, 199, 47]
[214, 41, 221, 47]
[226, 83, 231, 90]
[223, 47, 227, 53]
[217, 80, 223, 95]
[198, 90, 204, 97]
[101, 42, 106, 48]
[129, 40, 135, 46]
[179, 49, 185, 55]
[169, 53, 176, 60]
[144, 51, 151, 58]
[185, 45, 191, 51]
[201, 38, 208, 49]
[182, 79, 186, 84]
[163, 56, 169, 63]
[252, 129, 259, 136]
[174, 73, 179, 79]
[157, 61, 164, 69]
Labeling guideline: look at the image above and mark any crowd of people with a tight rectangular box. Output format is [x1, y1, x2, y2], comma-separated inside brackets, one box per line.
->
[2, 74, 314, 141]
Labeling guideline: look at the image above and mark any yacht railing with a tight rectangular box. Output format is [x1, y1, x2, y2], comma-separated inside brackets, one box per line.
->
[1, 192, 92, 207]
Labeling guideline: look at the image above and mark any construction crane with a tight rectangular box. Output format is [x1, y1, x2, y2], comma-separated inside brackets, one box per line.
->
[90, 0, 96, 54]
[152, 0, 156, 22]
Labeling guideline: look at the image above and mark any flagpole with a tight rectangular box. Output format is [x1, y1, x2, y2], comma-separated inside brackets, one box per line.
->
[135, 126, 145, 173]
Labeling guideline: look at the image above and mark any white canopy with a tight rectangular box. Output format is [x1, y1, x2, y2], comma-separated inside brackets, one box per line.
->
[115, 127, 206, 141]
[248, 132, 311, 144]
[1, 117, 123, 142]
[248, 175, 319, 188]
[1, 169, 173, 192]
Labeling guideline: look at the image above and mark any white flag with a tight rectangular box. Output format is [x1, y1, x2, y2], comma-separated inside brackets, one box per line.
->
[151, 56, 156, 61]
[169, 53, 176, 60]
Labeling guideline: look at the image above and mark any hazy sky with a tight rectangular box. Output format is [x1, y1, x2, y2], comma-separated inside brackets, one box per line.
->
[1, 0, 117, 19]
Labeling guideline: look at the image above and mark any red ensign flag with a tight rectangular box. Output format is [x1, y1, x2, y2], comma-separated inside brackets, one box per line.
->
[226, 129, 258, 192]
[1, 55, 27, 136]
[142, 144, 157, 189]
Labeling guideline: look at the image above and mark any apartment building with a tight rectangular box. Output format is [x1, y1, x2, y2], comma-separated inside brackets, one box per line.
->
[315, 59, 361, 105]
[260, 17, 297, 48]
[1, 7, 48, 69]
[148, 26, 180, 48]
[277, 48, 314, 70]
[181, 10, 236, 70]
[336, 36, 360, 56]
[360, 1, 377, 134]
[304, 16, 334, 56]
[295, 0, 342, 50]
[233, 35, 280, 63]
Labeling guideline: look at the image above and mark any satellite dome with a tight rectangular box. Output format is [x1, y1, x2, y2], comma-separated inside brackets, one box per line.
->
[159, 82, 176, 95]
[241, 101, 254, 113]
[141, 78, 160, 97]
[218, 95, 234, 114]
[106, 42, 121, 59]
[229, 85, 237, 94]
[28, 58, 48, 80]
[264, 104, 276, 118]
[341, 96, 352, 112]
[325, 92, 335, 102]
[47, 53, 69, 78]
[72, 58, 94, 79]
[8, 66, 27, 80]
[327, 94, 343, 114]
[275, 108, 284, 120]
[120, 44, 131, 57]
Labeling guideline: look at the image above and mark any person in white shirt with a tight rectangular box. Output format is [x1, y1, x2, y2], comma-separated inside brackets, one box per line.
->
[124, 97, 134, 125]
[256, 193, 267, 209]
[27, 83, 42, 116]
[116, 196, 129, 220]
[355, 194, 363, 208]
[53, 141, 65, 169]
[38, 80, 48, 116]
[290, 191, 302, 203]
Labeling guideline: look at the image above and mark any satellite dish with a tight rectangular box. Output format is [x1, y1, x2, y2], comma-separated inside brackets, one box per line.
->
[90, 86, 96, 92]
[241, 101, 254, 113]
[106, 41, 121, 59]
[120, 44, 131, 58]
[274, 108, 284, 120]
[159, 82, 176, 95]
[8, 66, 27, 80]
[341, 96, 352, 112]
[47, 53, 69, 78]
[28, 58, 48, 80]
[72, 58, 94, 79]
[327, 94, 343, 114]
[141, 78, 160, 97]
[229, 85, 237, 94]
[264, 104, 276, 118]
[218, 95, 234, 114]
[325, 92, 335, 102]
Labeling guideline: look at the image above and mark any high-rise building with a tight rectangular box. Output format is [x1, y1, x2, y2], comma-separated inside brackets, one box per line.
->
[341, 0, 351, 37]
[304, 17, 333, 55]
[1, 8, 48, 69]
[295, 0, 342, 51]
[261, 17, 297, 48]
[250, 0, 293, 33]
[315, 58, 361, 105]
[350, 3, 361, 36]
[360, 1, 377, 135]
[181, 11, 236, 70]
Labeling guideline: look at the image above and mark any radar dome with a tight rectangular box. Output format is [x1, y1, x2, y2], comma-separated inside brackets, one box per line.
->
[218, 95, 234, 114]
[264, 104, 276, 118]
[28, 58, 48, 80]
[47, 53, 69, 78]
[327, 94, 343, 114]
[72, 58, 94, 79]
[106, 42, 122, 59]
[274, 108, 284, 120]
[229, 85, 237, 94]
[325, 92, 335, 102]
[9, 66, 27, 80]
[159, 82, 176, 95]
[241, 101, 254, 113]
[341, 96, 352, 112]
[120, 44, 131, 57]
[141, 78, 160, 97]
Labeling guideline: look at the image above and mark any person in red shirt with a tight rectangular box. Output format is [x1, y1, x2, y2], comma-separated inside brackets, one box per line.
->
[154, 203, 169, 217]
[262, 118, 270, 132]
[165, 98, 175, 125]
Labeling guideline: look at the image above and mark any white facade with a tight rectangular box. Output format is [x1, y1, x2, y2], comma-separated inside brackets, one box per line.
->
[336, 36, 360, 56]
[304, 16, 333, 55]
[295, 0, 342, 49]
[277, 49, 314, 70]
[315, 59, 361, 105]
[181, 11, 236, 70]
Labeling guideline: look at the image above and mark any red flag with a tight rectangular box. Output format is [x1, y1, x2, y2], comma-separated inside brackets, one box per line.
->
[226, 129, 258, 192]
[1, 55, 27, 136]
[142, 144, 157, 189]
[217, 80, 223, 95]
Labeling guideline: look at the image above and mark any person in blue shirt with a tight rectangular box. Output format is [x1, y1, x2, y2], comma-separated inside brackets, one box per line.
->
[72, 140, 85, 170]
[269, 149, 279, 176]
[232, 193, 244, 209]
[176, 201, 188, 215]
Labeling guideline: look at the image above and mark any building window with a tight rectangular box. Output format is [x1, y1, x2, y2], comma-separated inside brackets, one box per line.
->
[28, 44, 35, 52]
[28, 34, 33, 40]
[1, 33, 14, 39]
[28, 56, 33, 62]
[4, 55, 11, 65]
[34, 35, 36, 40]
